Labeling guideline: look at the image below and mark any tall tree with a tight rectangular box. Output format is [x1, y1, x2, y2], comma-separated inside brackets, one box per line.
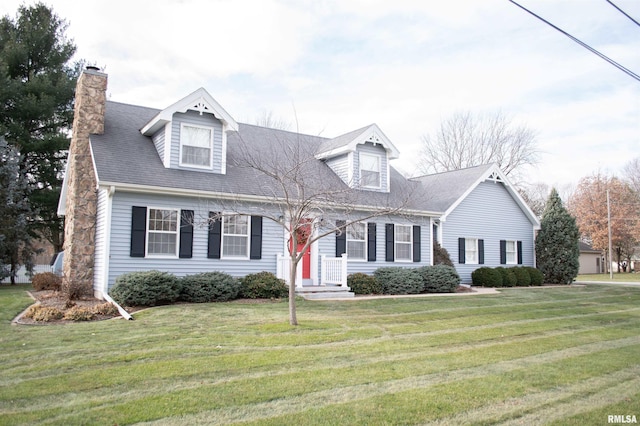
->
[419, 111, 539, 179]
[535, 188, 580, 284]
[568, 173, 640, 273]
[0, 138, 36, 284]
[623, 157, 640, 195]
[0, 3, 79, 252]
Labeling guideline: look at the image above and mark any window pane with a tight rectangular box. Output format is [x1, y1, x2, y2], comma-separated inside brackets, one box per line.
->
[347, 241, 366, 259]
[182, 146, 210, 166]
[506, 240, 516, 263]
[361, 170, 380, 187]
[183, 126, 211, 148]
[224, 216, 248, 235]
[465, 238, 478, 263]
[147, 232, 177, 255]
[360, 154, 381, 187]
[396, 243, 412, 261]
[181, 125, 212, 167]
[396, 226, 411, 242]
[223, 236, 248, 257]
[347, 223, 365, 240]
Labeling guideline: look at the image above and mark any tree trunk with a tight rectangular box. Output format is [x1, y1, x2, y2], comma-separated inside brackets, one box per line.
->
[289, 258, 298, 326]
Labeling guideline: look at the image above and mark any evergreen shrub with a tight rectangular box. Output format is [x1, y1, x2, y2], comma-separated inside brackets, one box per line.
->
[471, 267, 503, 287]
[181, 271, 241, 303]
[511, 267, 531, 287]
[109, 270, 180, 307]
[524, 267, 545, 286]
[347, 273, 383, 295]
[416, 265, 460, 293]
[374, 267, 423, 295]
[239, 271, 288, 299]
[495, 267, 517, 287]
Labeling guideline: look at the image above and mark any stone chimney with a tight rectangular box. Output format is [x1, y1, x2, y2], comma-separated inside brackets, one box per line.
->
[62, 67, 107, 297]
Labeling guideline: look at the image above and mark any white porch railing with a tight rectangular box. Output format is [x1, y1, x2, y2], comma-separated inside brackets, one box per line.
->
[276, 253, 348, 287]
[320, 253, 348, 287]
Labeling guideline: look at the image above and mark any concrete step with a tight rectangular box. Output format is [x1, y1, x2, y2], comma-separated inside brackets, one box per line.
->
[296, 285, 355, 300]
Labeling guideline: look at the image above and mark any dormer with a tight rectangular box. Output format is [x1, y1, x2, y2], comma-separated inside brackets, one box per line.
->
[315, 124, 400, 192]
[141, 88, 238, 174]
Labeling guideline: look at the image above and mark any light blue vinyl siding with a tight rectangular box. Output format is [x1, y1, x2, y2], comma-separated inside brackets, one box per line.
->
[325, 154, 350, 185]
[93, 188, 109, 294]
[315, 215, 432, 279]
[442, 181, 535, 283]
[355, 143, 389, 192]
[106, 191, 284, 290]
[170, 110, 224, 173]
[152, 129, 165, 163]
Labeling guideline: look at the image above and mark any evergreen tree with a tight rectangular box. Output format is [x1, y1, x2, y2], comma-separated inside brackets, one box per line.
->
[535, 188, 580, 284]
[0, 3, 80, 252]
[0, 138, 36, 284]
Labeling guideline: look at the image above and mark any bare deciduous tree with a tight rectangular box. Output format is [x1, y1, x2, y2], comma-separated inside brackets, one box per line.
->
[623, 156, 640, 195]
[203, 127, 417, 325]
[419, 111, 539, 178]
[254, 110, 292, 130]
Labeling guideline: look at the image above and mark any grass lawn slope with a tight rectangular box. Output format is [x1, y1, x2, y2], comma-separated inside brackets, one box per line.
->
[1, 283, 639, 425]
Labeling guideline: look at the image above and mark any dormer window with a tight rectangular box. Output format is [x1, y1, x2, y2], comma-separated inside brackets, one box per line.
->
[360, 152, 381, 188]
[180, 123, 213, 169]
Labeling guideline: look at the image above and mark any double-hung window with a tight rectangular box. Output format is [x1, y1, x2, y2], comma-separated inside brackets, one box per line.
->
[180, 124, 213, 168]
[395, 224, 412, 261]
[147, 208, 179, 256]
[222, 215, 250, 258]
[347, 222, 366, 260]
[465, 238, 479, 264]
[505, 240, 517, 264]
[360, 153, 381, 188]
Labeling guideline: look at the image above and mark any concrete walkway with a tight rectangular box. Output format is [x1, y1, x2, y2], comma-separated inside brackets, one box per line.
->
[313, 286, 500, 301]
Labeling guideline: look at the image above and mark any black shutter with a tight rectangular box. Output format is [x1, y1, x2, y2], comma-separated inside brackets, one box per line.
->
[517, 241, 523, 265]
[500, 240, 507, 265]
[458, 238, 465, 264]
[413, 225, 421, 262]
[207, 212, 222, 259]
[479, 239, 485, 265]
[336, 220, 346, 256]
[367, 222, 376, 261]
[250, 216, 263, 259]
[130, 206, 147, 257]
[385, 224, 394, 262]
[179, 210, 194, 258]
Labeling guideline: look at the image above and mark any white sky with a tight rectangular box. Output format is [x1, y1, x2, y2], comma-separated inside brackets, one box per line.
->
[2, 0, 639, 190]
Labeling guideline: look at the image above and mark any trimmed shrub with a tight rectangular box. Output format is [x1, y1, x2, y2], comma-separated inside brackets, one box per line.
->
[374, 267, 423, 295]
[347, 273, 383, 295]
[416, 265, 460, 293]
[180, 271, 241, 303]
[511, 267, 532, 287]
[23, 305, 63, 322]
[495, 267, 517, 287]
[239, 271, 288, 299]
[93, 302, 119, 316]
[524, 267, 545, 286]
[433, 242, 454, 267]
[471, 267, 503, 287]
[61, 279, 90, 301]
[109, 270, 180, 307]
[31, 272, 61, 291]
[63, 306, 95, 321]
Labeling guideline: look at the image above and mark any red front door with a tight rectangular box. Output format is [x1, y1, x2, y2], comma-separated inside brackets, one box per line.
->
[291, 220, 312, 280]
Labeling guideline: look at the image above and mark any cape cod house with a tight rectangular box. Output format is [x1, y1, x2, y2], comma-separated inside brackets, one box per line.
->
[58, 68, 540, 299]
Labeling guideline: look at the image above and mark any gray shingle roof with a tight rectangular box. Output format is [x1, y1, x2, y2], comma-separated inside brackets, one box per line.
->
[90, 101, 425, 211]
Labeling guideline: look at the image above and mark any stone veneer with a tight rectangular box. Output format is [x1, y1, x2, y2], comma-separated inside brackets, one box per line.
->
[62, 68, 107, 296]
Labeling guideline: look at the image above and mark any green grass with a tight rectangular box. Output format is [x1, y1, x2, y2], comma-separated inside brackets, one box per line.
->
[1, 284, 639, 425]
[577, 273, 640, 283]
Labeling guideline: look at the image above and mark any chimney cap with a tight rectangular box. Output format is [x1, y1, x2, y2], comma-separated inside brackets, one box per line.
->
[86, 65, 101, 71]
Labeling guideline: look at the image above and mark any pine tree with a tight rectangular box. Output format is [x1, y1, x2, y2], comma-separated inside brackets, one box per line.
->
[0, 3, 79, 252]
[535, 188, 580, 284]
[0, 138, 36, 284]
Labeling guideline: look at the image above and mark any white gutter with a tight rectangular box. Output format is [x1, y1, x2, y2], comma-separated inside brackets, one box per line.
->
[102, 292, 133, 321]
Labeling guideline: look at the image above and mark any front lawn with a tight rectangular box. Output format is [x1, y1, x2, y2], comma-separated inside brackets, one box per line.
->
[1, 284, 639, 425]
[577, 273, 640, 283]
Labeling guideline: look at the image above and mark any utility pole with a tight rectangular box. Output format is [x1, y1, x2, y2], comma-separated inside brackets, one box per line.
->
[607, 189, 613, 280]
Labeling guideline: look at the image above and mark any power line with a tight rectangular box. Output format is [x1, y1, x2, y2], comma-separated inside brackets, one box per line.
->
[606, 0, 640, 28]
[508, 0, 640, 82]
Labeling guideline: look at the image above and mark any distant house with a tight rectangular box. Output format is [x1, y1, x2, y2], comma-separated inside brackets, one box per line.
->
[578, 242, 603, 274]
[58, 68, 540, 299]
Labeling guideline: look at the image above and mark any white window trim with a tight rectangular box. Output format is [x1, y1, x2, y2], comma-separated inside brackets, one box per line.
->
[395, 224, 413, 262]
[145, 207, 180, 258]
[221, 215, 251, 260]
[179, 123, 214, 170]
[506, 240, 518, 265]
[359, 152, 382, 189]
[465, 237, 479, 265]
[346, 222, 367, 262]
